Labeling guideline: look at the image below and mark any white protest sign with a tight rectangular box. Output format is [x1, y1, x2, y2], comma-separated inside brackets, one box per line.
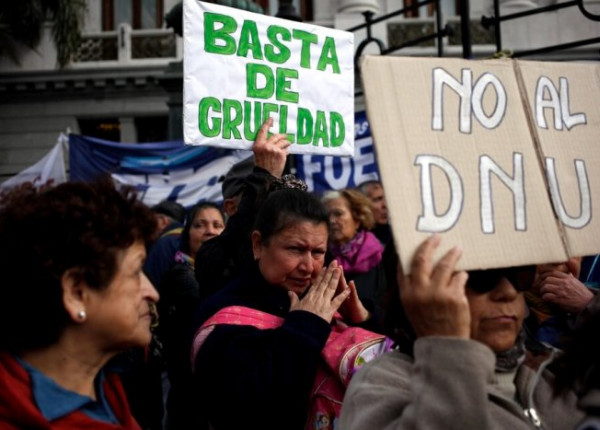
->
[183, 0, 355, 156]
[360, 56, 600, 273]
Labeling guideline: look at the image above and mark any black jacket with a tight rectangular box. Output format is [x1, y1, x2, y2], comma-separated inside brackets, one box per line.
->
[195, 166, 277, 299]
[192, 263, 331, 430]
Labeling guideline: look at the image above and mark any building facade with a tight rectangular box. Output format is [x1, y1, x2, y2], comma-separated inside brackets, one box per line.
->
[0, 0, 598, 182]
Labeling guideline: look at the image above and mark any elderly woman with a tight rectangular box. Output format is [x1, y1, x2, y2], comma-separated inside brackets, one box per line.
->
[322, 189, 387, 327]
[191, 188, 381, 430]
[158, 202, 225, 429]
[0, 180, 158, 429]
[339, 235, 585, 429]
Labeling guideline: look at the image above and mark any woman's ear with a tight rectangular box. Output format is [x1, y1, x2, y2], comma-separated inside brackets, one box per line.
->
[222, 198, 238, 217]
[61, 268, 88, 323]
[251, 230, 262, 261]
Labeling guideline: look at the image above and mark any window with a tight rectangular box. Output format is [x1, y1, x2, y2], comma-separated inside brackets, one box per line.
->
[135, 116, 169, 143]
[262, 0, 313, 22]
[102, 0, 164, 31]
[404, 0, 457, 17]
[78, 118, 121, 141]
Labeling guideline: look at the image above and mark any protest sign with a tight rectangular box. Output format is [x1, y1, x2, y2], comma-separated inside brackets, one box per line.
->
[183, 0, 355, 156]
[516, 60, 600, 259]
[0, 137, 66, 198]
[296, 111, 380, 194]
[69, 134, 248, 207]
[361, 56, 600, 273]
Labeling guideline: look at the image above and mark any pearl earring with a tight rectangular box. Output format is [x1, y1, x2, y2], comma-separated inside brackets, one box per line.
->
[77, 310, 86, 320]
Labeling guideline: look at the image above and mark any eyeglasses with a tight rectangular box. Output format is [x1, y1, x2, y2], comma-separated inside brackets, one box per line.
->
[466, 265, 536, 294]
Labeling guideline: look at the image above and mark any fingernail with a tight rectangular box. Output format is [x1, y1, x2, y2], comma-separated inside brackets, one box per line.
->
[430, 233, 441, 243]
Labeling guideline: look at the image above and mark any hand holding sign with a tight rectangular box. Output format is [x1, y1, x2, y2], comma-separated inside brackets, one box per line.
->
[253, 117, 290, 179]
[399, 235, 470, 339]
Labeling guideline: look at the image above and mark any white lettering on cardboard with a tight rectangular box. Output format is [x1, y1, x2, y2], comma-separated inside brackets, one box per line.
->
[472, 73, 506, 130]
[415, 154, 464, 232]
[545, 157, 591, 229]
[535, 76, 586, 130]
[432, 68, 507, 134]
[479, 153, 525, 234]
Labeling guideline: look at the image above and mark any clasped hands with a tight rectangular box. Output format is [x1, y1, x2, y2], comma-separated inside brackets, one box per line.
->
[288, 260, 370, 324]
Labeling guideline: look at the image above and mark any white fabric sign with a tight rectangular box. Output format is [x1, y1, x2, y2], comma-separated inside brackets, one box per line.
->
[111, 149, 250, 207]
[0, 136, 67, 194]
[183, 0, 355, 156]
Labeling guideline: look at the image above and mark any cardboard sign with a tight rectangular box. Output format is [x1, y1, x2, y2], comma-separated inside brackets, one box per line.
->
[361, 56, 600, 273]
[517, 61, 600, 259]
[183, 0, 355, 156]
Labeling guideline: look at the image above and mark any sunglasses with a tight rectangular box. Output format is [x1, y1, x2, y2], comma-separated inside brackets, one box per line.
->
[466, 265, 536, 294]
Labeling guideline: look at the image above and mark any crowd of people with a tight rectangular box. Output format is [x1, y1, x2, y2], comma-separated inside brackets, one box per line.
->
[0, 117, 599, 430]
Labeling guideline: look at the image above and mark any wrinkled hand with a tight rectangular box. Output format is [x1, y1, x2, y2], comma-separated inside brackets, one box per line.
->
[538, 270, 593, 314]
[289, 260, 351, 323]
[253, 117, 290, 179]
[399, 235, 470, 339]
[336, 264, 370, 324]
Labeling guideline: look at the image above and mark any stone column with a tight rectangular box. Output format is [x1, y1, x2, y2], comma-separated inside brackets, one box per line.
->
[337, 0, 380, 14]
[157, 60, 183, 141]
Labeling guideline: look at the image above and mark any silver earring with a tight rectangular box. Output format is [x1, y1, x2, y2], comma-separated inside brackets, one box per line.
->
[77, 310, 86, 320]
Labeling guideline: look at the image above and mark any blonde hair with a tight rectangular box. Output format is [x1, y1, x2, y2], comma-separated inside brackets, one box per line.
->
[322, 188, 375, 230]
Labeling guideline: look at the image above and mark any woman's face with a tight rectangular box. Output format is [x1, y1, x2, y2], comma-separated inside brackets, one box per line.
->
[86, 241, 159, 352]
[324, 197, 360, 245]
[189, 207, 225, 256]
[466, 278, 526, 353]
[252, 220, 328, 296]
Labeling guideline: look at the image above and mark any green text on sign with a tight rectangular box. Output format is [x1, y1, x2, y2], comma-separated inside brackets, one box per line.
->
[204, 12, 341, 74]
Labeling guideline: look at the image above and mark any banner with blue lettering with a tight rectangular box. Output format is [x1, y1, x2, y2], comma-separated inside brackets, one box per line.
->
[295, 111, 380, 195]
[69, 134, 249, 207]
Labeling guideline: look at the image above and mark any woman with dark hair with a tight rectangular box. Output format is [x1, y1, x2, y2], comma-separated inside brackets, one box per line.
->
[157, 201, 226, 429]
[190, 188, 384, 430]
[180, 202, 226, 262]
[322, 189, 387, 329]
[0, 179, 158, 429]
[339, 235, 584, 430]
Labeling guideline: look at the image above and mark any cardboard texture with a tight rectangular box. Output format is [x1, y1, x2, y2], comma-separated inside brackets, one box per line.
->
[361, 56, 599, 273]
[183, 0, 355, 156]
[516, 60, 600, 258]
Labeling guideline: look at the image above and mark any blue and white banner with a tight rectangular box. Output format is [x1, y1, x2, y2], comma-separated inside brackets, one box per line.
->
[295, 111, 380, 194]
[69, 134, 249, 207]
[0, 135, 67, 197]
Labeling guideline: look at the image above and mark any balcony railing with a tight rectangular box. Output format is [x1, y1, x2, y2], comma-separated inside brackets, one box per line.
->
[73, 24, 178, 65]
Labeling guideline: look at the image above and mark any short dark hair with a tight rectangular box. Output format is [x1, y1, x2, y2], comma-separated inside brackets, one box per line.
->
[222, 156, 254, 200]
[253, 188, 329, 244]
[151, 200, 186, 224]
[0, 179, 156, 351]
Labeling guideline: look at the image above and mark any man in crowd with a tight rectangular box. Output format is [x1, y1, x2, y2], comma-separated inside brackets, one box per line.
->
[144, 200, 186, 288]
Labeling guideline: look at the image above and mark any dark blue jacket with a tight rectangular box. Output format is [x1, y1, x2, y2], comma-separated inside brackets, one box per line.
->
[143, 222, 182, 288]
[192, 263, 331, 430]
